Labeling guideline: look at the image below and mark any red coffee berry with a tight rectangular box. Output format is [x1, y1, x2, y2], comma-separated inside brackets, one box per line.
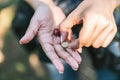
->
[53, 28, 61, 36]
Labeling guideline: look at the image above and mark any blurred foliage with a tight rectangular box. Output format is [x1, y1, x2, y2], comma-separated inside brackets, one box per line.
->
[0, 0, 19, 10]
[0, 1, 16, 38]
[0, 0, 49, 80]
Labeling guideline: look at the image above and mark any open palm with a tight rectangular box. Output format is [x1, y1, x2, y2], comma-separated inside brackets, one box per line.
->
[19, 4, 81, 73]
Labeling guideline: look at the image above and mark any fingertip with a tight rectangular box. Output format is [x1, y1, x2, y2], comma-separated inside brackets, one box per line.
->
[58, 65, 64, 74]
[66, 48, 81, 64]
[53, 60, 64, 74]
[92, 43, 101, 48]
[75, 51, 82, 64]
[77, 48, 82, 53]
[101, 44, 107, 48]
[72, 62, 79, 71]
[19, 35, 30, 44]
[59, 69, 64, 74]
[19, 38, 27, 45]
[19, 40, 22, 45]
[19, 37, 24, 45]
[78, 58, 82, 64]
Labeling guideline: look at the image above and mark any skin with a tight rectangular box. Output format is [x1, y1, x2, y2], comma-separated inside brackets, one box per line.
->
[20, 1, 81, 73]
[60, 0, 120, 52]
[19, 0, 120, 73]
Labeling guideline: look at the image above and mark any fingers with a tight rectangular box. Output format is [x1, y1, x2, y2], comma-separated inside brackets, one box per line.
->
[41, 43, 64, 73]
[54, 44, 79, 71]
[66, 48, 82, 64]
[84, 19, 110, 47]
[79, 14, 117, 48]
[38, 33, 64, 73]
[79, 16, 97, 46]
[92, 24, 114, 48]
[60, 10, 82, 42]
[102, 26, 117, 47]
[77, 48, 82, 53]
[19, 15, 39, 44]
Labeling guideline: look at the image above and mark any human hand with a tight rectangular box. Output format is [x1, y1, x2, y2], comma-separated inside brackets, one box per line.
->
[19, 4, 81, 73]
[60, 0, 117, 51]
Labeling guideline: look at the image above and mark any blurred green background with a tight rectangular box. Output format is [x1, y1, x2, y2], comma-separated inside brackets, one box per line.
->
[0, 0, 49, 80]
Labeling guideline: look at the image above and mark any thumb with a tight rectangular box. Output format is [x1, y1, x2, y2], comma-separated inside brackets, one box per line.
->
[60, 11, 82, 42]
[68, 39, 79, 49]
[19, 16, 39, 44]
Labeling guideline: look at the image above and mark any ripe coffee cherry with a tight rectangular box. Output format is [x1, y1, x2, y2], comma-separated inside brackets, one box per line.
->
[53, 28, 61, 36]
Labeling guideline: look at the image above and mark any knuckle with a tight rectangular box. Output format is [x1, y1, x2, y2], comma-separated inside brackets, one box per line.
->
[111, 25, 117, 34]
[60, 24, 71, 32]
[102, 44, 107, 48]
[31, 29, 37, 35]
[85, 43, 91, 47]
[92, 43, 100, 48]
[110, 24, 114, 30]
[100, 20, 109, 27]
[84, 12, 90, 19]
[81, 38, 87, 44]
[64, 54, 71, 60]
[52, 57, 59, 62]
[60, 21, 70, 29]
[84, 12, 97, 19]
[114, 26, 117, 32]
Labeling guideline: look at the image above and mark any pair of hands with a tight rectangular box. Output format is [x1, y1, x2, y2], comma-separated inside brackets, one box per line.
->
[20, 0, 117, 73]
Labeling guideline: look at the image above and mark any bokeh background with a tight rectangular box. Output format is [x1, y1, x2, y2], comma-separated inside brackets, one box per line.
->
[0, 0, 49, 80]
[0, 0, 120, 80]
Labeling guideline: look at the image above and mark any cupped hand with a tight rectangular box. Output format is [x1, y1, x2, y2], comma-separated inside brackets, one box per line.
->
[19, 3, 81, 73]
[60, 0, 117, 51]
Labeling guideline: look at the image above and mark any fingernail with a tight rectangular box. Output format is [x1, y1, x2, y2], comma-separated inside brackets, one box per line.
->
[19, 41, 22, 45]
[53, 60, 64, 74]
[61, 36, 63, 42]
[59, 71, 64, 74]
[72, 67, 78, 71]
[71, 64, 78, 71]
[60, 31, 68, 42]
[69, 61, 79, 71]
[77, 49, 82, 53]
